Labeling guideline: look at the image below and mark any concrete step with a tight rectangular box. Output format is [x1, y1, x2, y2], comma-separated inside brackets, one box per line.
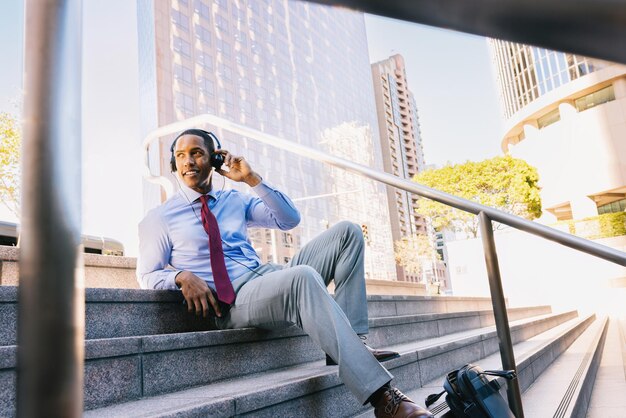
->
[0, 286, 514, 345]
[385, 313, 602, 418]
[0, 305, 561, 413]
[70, 310, 578, 415]
[578, 317, 626, 417]
[521, 316, 608, 417]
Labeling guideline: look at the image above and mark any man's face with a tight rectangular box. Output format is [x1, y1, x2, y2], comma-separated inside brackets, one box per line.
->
[174, 134, 212, 193]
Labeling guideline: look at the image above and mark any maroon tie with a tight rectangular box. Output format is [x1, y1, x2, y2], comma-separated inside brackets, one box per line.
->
[199, 195, 236, 304]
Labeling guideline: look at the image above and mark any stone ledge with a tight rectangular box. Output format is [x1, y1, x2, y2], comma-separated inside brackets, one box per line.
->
[0, 246, 136, 268]
[1, 246, 138, 288]
[0, 285, 495, 303]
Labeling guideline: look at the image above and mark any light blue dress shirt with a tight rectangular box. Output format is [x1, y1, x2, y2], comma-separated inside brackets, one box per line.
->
[137, 180, 301, 290]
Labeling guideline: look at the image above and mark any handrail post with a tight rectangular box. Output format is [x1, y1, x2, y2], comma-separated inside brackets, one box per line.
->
[479, 211, 524, 417]
[18, 0, 84, 417]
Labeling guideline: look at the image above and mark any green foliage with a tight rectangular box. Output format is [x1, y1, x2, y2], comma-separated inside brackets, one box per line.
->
[394, 234, 440, 276]
[0, 112, 21, 218]
[413, 155, 542, 237]
[553, 212, 626, 239]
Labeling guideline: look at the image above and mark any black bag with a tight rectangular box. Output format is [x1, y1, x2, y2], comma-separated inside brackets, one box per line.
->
[425, 363, 517, 418]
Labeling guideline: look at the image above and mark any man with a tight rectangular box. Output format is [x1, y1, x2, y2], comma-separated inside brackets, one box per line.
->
[137, 129, 433, 418]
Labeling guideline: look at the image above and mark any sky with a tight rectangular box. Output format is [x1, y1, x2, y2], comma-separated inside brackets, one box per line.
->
[364, 14, 505, 167]
[0, 1, 23, 114]
[0, 1, 506, 254]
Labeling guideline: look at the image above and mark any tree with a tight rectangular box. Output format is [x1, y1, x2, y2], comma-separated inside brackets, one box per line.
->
[413, 155, 542, 237]
[0, 112, 21, 218]
[394, 233, 440, 277]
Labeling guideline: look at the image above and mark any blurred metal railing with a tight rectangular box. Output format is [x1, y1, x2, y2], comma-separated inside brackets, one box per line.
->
[143, 114, 626, 417]
[18, 0, 84, 417]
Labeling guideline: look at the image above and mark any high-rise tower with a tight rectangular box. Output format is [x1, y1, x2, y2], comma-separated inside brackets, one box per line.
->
[371, 54, 428, 282]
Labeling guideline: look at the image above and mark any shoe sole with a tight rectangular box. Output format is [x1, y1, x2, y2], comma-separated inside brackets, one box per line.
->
[326, 352, 401, 366]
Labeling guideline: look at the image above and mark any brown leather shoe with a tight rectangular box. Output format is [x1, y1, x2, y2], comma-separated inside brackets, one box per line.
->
[325, 342, 400, 365]
[373, 387, 434, 418]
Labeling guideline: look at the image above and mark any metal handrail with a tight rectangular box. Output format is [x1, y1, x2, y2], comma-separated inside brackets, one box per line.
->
[19, 0, 84, 417]
[143, 113, 626, 267]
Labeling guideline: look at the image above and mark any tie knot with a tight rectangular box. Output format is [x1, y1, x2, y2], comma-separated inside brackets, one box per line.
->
[200, 195, 209, 205]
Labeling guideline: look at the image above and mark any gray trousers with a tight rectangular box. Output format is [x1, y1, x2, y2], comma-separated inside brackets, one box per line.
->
[217, 221, 393, 404]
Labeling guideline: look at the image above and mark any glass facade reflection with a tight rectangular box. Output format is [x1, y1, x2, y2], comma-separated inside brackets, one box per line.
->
[139, 0, 396, 280]
[489, 40, 608, 119]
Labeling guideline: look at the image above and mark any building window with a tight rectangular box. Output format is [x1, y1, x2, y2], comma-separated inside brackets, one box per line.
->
[216, 14, 229, 33]
[236, 52, 248, 67]
[173, 36, 191, 57]
[252, 65, 265, 77]
[198, 101, 215, 115]
[232, 7, 245, 21]
[171, 9, 189, 31]
[214, 0, 228, 11]
[240, 100, 252, 117]
[194, 0, 210, 20]
[198, 76, 215, 97]
[175, 92, 195, 115]
[239, 77, 250, 92]
[217, 63, 232, 82]
[218, 89, 234, 110]
[197, 54, 213, 71]
[196, 26, 212, 44]
[248, 1, 260, 14]
[282, 232, 294, 248]
[537, 108, 560, 129]
[575, 85, 615, 112]
[216, 39, 231, 58]
[234, 31, 247, 48]
[173, 64, 193, 85]
[598, 198, 626, 215]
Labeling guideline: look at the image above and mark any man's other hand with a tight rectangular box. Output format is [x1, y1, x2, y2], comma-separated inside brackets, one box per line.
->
[175, 271, 222, 318]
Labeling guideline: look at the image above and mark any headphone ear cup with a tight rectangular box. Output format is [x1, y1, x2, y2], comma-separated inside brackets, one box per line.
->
[211, 153, 224, 170]
[207, 132, 223, 170]
[170, 156, 177, 172]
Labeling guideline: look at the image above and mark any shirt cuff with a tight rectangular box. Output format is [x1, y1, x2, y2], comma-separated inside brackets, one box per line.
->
[251, 180, 274, 198]
[165, 270, 182, 290]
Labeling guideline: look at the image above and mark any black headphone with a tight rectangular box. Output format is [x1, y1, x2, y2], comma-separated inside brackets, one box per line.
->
[170, 129, 224, 172]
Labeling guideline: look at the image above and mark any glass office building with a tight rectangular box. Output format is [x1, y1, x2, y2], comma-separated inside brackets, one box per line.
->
[489, 39, 626, 222]
[490, 40, 608, 119]
[138, 0, 396, 279]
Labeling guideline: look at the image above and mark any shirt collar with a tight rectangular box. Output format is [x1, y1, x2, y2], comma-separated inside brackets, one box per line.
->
[178, 183, 217, 203]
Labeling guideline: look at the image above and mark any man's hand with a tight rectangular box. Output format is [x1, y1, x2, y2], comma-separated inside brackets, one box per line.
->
[175, 271, 222, 318]
[215, 150, 262, 187]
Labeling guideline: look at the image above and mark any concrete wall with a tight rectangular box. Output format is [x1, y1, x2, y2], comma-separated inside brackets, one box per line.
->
[446, 230, 626, 315]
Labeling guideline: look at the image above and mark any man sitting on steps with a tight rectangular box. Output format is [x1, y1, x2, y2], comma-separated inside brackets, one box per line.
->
[137, 129, 434, 418]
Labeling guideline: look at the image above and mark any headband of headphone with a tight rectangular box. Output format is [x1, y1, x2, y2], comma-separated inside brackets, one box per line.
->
[170, 129, 224, 172]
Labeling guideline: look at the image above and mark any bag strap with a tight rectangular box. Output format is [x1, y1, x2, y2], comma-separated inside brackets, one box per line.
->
[425, 390, 446, 408]
[479, 369, 517, 380]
